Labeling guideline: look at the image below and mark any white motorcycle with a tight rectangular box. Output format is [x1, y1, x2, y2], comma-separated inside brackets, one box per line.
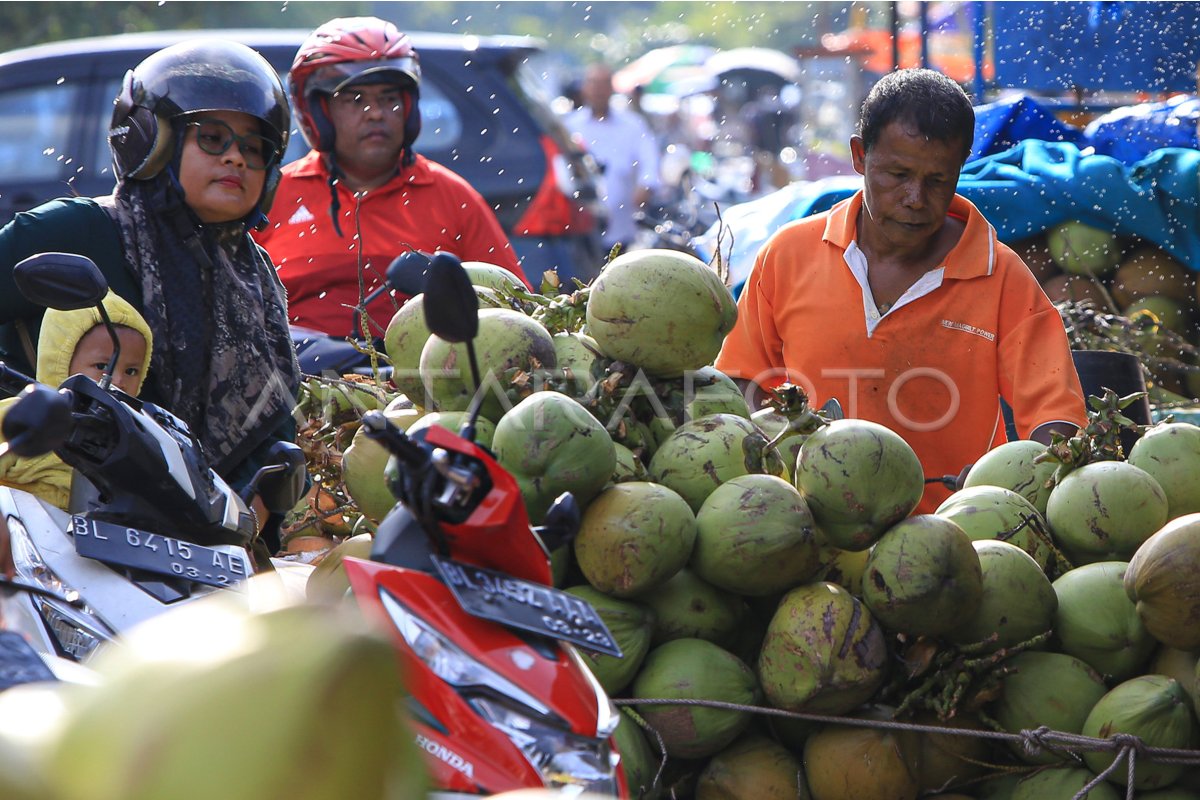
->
[0, 252, 307, 681]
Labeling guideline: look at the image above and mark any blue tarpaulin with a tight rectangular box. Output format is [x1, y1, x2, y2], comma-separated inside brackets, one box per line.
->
[699, 141, 1200, 292]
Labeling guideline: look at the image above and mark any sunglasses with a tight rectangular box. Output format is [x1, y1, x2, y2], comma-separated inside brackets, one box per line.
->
[185, 119, 278, 171]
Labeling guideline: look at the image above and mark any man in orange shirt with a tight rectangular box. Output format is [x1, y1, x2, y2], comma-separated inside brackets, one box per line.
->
[255, 17, 528, 339]
[716, 69, 1086, 513]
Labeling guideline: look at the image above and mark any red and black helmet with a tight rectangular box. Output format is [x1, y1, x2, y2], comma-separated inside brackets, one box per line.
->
[290, 17, 422, 158]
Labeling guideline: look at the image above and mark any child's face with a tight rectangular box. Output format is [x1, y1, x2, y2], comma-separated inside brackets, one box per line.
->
[68, 325, 148, 395]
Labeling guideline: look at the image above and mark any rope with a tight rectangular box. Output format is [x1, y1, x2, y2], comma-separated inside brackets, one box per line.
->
[613, 697, 1200, 798]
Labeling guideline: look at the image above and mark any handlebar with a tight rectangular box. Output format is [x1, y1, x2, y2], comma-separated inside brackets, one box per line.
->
[360, 411, 429, 471]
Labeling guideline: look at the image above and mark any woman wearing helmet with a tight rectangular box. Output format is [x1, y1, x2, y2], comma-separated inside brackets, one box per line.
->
[0, 40, 303, 545]
[255, 16, 528, 341]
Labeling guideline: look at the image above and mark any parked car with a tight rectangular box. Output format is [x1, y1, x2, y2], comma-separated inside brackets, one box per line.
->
[0, 29, 606, 282]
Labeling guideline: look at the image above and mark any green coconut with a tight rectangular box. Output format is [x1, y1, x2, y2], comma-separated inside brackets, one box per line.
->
[419, 307, 557, 421]
[492, 390, 616, 522]
[1127, 422, 1200, 520]
[1082, 675, 1196, 790]
[1124, 512, 1200, 650]
[648, 413, 785, 513]
[962, 439, 1057, 515]
[1046, 219, 1121, 277]
[1126, 295, 1193, 336]
[551, 331, 603, 394]
[405, 411, 497, 450]
[750, 407, 807, 477]
[793, 419, 924, 551]
[989, 650, 1108, 765]
[691, 474, 820, 596]
[611, 710, 662, 800]
[341, 405, 427, 522]
[1148, 647, 1200, 712]
[695, 734, 809, 800]
[897, 712, 996, 793]
[1052, 561, 1156, 681]
[861, 514, 983, 637]
[563, 585, 655, 695]
[573, 482, 697, 598]
[934, 485, 1055, 572]
[1111, 244, 1196, 308]
[640, 568, 748, 649]
[1047, 461, 1168, 564]
[610, 442, 649, 483]
[382, 294, 430, 405]
[632, 638, 761, 760]
[1011, 767, 1121, 800]
[945, 539, 1057, 653]
[461, 260, 526, 292]
[757, 582, 888, 715]
[810, 544, 871, 596]
[802, 706, 918, 800]
[585, 248, 737, 378]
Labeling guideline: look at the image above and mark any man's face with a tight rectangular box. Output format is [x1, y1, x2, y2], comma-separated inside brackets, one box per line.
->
[327, 82, 409, 179]
[580, 66, 614, 115]
[851, 121, 964, 252]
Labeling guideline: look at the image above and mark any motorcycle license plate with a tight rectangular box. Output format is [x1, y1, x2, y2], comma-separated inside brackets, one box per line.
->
[70, 516, 251, 589]
[432, 556, 623, 658]
[0, 631, 56, 689]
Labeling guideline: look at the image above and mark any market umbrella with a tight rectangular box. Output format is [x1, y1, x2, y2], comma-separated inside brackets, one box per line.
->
[613, 44, 716, 94]
[705, 47, 802, 84]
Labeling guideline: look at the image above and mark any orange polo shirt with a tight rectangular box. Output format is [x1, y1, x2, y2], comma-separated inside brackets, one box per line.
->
[715, 191, 1086, 513]
[256, 151, 526, 337]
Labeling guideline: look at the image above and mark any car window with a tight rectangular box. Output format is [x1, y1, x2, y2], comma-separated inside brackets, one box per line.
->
[0, 82, 81, 180]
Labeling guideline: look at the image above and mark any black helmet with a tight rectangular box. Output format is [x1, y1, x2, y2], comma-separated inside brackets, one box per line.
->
[109, 39, 290, 213]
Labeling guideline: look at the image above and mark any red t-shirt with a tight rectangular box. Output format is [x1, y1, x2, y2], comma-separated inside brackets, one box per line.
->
[256, 151, 526, 337]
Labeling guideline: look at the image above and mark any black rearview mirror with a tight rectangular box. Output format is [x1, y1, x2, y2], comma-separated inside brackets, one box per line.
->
[386, 250, 432, 297]
[422, 252, 478, 344]
[13, 253, 109, 310]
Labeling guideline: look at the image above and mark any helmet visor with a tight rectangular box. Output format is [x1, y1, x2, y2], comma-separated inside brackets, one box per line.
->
[306, 57, 420, 96]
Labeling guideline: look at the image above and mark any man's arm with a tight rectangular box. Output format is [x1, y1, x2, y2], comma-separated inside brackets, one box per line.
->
[733, 377, 771, 414]
[1030, 420, 1082, 445]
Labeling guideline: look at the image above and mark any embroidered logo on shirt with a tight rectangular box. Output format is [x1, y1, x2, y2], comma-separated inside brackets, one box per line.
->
[287, 205, 315, 225]
[941, 319, 996, 341]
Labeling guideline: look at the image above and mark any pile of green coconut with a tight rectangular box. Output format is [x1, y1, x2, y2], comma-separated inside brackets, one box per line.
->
[298, 248, 1200, 800]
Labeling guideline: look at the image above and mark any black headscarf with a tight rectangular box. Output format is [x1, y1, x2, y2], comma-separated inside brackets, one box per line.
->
[97, 170, 301, 477]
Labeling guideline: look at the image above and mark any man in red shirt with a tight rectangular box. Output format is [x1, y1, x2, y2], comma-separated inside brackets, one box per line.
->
[716, 69, 1087, 513]
[255, 17, 528, 339]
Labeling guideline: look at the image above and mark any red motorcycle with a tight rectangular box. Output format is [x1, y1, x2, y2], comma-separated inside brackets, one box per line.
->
[341, 252, 627, 796]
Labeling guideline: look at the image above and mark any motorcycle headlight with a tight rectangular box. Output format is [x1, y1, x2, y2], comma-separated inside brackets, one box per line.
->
[379, 588, 620, 795]
[471, 695, 620, 796]
[379, 588, 550, 715]
[6, 515, 110, 661]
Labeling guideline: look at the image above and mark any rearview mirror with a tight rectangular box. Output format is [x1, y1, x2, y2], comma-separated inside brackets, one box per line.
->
[13, 253, 109, 310]
[246, 441, 308, 515]
[422, 252, 478, 344]
[386, 250, 432, 297]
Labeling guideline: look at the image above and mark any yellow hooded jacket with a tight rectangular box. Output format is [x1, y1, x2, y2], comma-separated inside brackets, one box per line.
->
[0, 291, 153, 509]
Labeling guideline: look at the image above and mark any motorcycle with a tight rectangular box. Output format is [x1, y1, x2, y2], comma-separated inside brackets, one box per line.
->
[0, 252, 307, 669]
[292, 251, 431, 378]
[340, 251, 628, 797]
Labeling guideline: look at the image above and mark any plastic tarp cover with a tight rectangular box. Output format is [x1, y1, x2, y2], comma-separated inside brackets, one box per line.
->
[697, 142, 1200, 293]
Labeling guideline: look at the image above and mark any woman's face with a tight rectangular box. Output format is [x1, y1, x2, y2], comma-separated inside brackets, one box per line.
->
[176, 110, 268, 224]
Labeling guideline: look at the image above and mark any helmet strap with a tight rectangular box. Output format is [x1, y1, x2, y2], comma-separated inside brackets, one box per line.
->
[326, 153, 345, 238]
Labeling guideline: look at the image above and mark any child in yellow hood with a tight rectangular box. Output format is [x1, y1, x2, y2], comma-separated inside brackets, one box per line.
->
[0, 291, 152, 509]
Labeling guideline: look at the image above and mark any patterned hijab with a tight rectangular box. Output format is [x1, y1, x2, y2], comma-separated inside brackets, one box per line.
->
[97, 171, 301, 477]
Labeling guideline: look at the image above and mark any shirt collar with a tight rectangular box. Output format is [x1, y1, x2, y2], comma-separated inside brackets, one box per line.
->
[288, 150, 435, 187]
[823, 190, 997, 280]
